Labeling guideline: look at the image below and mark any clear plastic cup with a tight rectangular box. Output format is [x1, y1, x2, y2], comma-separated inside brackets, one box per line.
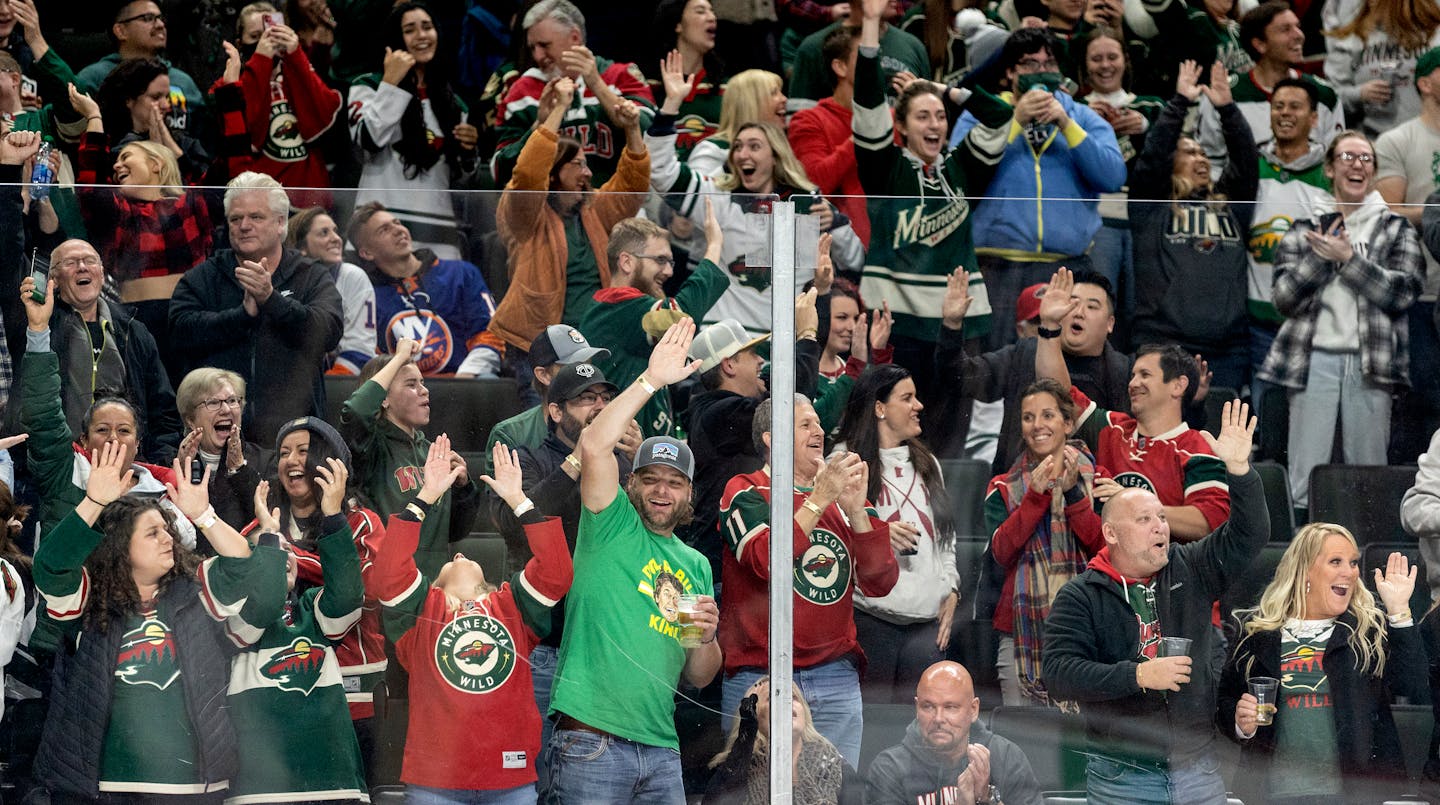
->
[1249, 676, 1280, 725]
[677, 594, 703, 648]
[1157, 636, 1192, 657]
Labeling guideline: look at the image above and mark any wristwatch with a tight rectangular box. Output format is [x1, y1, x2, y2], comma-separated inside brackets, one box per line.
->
[977, 784, 999, 805]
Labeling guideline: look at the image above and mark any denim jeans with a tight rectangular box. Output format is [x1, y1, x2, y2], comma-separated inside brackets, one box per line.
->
[721, 658, 863, 768]
[406, 783, 536, 805]
[530, 645, 559, 798]
[1085, 747, 1226, 805]
[1287, 349, 1391, 508]
[543, 729, 685, 804]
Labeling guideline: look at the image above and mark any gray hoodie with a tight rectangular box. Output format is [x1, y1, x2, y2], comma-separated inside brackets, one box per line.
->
[865, 718, 1043, 805]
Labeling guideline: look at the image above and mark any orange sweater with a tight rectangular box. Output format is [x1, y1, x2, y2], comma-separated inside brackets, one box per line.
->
[491, 127, 650, 351]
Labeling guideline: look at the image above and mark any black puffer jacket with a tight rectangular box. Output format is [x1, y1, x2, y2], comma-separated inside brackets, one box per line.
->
[35, 574, 243, 798]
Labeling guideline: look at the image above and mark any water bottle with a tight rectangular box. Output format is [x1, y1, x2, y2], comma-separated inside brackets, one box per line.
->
[30, 137, 54, 201]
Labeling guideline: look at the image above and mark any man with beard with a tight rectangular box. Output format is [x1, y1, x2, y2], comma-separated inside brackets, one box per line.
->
[716, 396, 898, 767]
[347, 202, 503, 378]
[546, 319, 719, 804]
[486, 359, 632, 790]
[580, 210, 730, 437]
[493, 0, 654, 186]
[867, 661, 1042, 805]
[491, 75, 649, 350]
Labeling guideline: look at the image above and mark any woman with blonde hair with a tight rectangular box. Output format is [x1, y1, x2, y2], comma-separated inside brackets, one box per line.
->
[651, 52, 863, 333]
[687, 67, 787, 177]
[1218, 523, 1425, 804]
[1326, 0, 1440, 136]
[703, 676, 862, 804]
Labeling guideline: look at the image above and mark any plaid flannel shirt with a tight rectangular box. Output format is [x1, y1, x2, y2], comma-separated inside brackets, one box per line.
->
[1257, 212, 1422, 390]
[76, 132, 214, 283]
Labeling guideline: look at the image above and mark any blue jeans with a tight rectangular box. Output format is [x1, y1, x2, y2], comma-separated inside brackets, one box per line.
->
[530, 645, 559, 796]
[406, 783, 536, 805]
[1088, 222, 1134, 322]
[1085, 748, 1226, 805]
[721, 658, 863, 768]
[544, 729, 685, 804]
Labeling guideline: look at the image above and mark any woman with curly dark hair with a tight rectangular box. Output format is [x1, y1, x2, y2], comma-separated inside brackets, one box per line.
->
[832, 364, 958, 703]
[31, 442, 288, 805]
[348, 1, 478, 259]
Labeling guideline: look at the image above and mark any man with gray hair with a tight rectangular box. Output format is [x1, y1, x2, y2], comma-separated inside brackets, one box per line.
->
[169, 171, 342, 444]
[493, 0, 655, 185]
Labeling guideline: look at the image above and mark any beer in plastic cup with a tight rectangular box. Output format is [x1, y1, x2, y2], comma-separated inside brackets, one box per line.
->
[1250, 676, 1280, 725]
[677, 594, 703, 647]
[1157, 636, 1192, 657]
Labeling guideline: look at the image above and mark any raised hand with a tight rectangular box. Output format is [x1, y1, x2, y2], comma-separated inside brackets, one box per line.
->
[178, 427, 202, 468]
[702, 196, 723, 262]
[1201, 60, 1232, 107]
[19, 274, 54, 331]
[559, 44, 599, 84]
[1030, 453, 1061, 490]
[315, 457, 349, 516]
[618, 420, 644, 461]
[942, 268, 972, 328]
[225, 423, 246, 472]
[1199, 400, 1256, 475]
[164, 457, 211, 520]
[851, 310, 870, 362]
[659, 50, 694, 110]
[381, 46, 416, 86]
[812, 451, 861, 506]
[870, 300, 892, 351]
[87, 440, 135, 506]
[795, 287, 819, 337]
[645, 317, 703, 387]
[67, 83, 99, 120]
[479, 440, 526, 510]
[609, 98, 641, 133]
[419, 434, 465, 505]
[1374, 551, 1418, 616]
[221, 41, 243, 84]
[1039, 266, 1079, 329]
[1059, 444, 1082, 491]
[1192, 355, 1213, 403]
[253, 480, 281, 533]
[1175, 59, 1204, 102]
[861, 0, 889, 20]
[813, 232, 834, 295]
[837, 453, 870, 514]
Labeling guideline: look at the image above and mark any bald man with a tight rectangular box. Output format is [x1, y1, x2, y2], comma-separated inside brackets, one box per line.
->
[866, 660, 1042, 805]
[1041, 402, 1267, 805]
[17, 237, 180, 464]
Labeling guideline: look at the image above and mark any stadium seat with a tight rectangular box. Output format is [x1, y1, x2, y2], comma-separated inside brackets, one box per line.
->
[859, 703, 915, 776]
[1393, 704, 1435, 783]
[940, 459, 992, 538]
[1219, 543, 1288, 635]
[323, 374, 364, 428]
[453, 534, 508, 582]
[1254, 462, 1296, 543]
[1203, 387, 1238, 436]
[1309, 465, 1418, 545]
[1257, 385, 1289, 464]
[369, 681, 407, 788]
[989, 706, 1088, 792]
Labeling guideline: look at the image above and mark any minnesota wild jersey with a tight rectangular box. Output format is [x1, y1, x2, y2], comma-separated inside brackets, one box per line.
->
[1248, 145, 1332, 323]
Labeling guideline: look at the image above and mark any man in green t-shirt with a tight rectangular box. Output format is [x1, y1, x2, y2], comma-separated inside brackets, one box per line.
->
[547, 319, 721, 803]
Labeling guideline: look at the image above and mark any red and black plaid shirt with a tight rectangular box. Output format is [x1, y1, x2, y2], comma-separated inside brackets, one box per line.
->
[75, 132, 214, 283]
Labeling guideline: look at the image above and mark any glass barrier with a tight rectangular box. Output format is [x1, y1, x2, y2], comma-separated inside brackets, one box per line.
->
[4, 178, 1437, 805]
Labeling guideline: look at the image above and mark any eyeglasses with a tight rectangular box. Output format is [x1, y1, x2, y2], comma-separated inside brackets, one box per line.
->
[1335, 151, 1374, 164]
[197, 396, 244, 412]
[117, 11, 165, 24]
[57, 255, 102, 270]
[1017, 57, 1058, 71]
[569, 391, 615, 406]
[629, 253, 675, 267]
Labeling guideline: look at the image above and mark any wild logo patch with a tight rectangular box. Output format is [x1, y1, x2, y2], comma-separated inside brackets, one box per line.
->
[434, 613, 517, 693]
[1112, 471, 1156, 492]
[261, 637, 328, 695]
[793, 528, 851, 606]
[114, 617, 180, 690]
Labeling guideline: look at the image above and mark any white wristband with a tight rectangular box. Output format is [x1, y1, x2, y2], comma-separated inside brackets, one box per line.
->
[513, 498, 536, 517]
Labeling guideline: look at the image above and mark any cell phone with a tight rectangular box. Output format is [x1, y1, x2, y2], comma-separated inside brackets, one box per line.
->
[19, 76, 35, 98]
[190, 458, 205, 485]
[262, 11, 284, 28]
[1017, 72, 1060, 95]
[1317, 211, 1345, 234]
[27, 250, 45, 304]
